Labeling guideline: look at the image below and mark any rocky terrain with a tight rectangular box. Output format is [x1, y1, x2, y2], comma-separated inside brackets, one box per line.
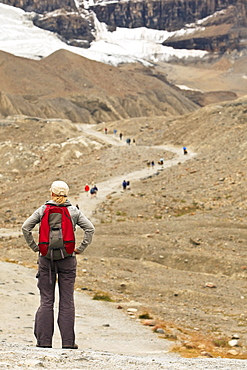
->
[0, 28, 247, 361]
[1, 91, 247, 360]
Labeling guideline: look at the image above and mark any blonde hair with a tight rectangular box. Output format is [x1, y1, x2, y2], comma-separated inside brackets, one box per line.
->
[51, 193, 67, 204]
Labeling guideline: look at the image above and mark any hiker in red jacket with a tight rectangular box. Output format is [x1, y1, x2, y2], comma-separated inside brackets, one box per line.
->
[22, 180, 95, 350]
[84, 183, 90, 196]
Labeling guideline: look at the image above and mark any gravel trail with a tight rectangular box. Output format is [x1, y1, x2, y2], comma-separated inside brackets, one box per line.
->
[74, 124, 195, 222]
[1, 260, 247, 369]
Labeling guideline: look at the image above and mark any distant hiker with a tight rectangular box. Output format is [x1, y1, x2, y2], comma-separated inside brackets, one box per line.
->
[22, 180, 95, 349]
[113, 129, 117, 136]
[183, 147, 188, 155]
[104, 128, 108, 134]
[147, 161, 151, 168]
[122, 180, 127, 190]
[119, 133, 123, 140]
[151, 160, 155, 167]
[84, 184, 90, 196]
[158, 158, 164, 165]
[90, 187, 96, 197]
[126, 138, 131, 145]
[133, 139, 136, 145]
[90, 184, 98, 197]
[93, 184, 98, 194]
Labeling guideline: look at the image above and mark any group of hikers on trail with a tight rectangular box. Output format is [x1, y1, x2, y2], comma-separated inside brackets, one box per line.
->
[84, 183, 98, 197]
[122, 180, 130, 190]
[147, 160, 155, 168]
[104, 127, 136, 145]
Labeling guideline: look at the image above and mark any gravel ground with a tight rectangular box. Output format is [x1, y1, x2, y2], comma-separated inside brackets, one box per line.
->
[1, 123, 247, 368]
[1, 342, 247, 369]
[1, 261, 247, 369]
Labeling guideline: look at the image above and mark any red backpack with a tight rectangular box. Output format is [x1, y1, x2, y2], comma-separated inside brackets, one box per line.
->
[39, 204, 75, 260]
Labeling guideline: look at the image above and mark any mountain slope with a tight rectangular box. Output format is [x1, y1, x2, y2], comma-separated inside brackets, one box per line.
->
[0, 49, 199, 122]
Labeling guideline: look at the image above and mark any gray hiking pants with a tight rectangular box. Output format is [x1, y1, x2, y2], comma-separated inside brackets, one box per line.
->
[35, 256, 77, 347]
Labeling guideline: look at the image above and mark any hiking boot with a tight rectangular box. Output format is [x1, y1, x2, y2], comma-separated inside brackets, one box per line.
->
[36, 344, 52, 348]
[62, 343, 78, 349]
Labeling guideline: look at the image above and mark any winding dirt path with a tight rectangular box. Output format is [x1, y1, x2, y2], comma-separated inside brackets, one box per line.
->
[74, 124, 196, 222]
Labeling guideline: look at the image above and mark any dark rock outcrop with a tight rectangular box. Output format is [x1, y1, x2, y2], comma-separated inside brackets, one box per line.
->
[180, 90, 238, 107]
[164, 28, 243, 53]
[33, 12, 95, 47]
[163, 3, 247, 53]
[89, 0, 239, 31]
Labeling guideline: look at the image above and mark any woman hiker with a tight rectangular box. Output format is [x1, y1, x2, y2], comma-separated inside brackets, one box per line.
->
[22, 180, 95, 349]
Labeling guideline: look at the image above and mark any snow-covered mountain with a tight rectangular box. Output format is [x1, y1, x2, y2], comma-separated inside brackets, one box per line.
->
[1, 0, 247, 67]
[0, 0, 246, 66]
[0, 2, 209, 65]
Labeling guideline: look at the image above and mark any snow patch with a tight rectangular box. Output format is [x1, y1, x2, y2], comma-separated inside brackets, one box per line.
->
[176, 85, 203, 92]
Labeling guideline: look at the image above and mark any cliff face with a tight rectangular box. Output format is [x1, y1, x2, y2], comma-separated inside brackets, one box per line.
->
[90, 0, 238, 31]
[162, 1, 247, 53]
